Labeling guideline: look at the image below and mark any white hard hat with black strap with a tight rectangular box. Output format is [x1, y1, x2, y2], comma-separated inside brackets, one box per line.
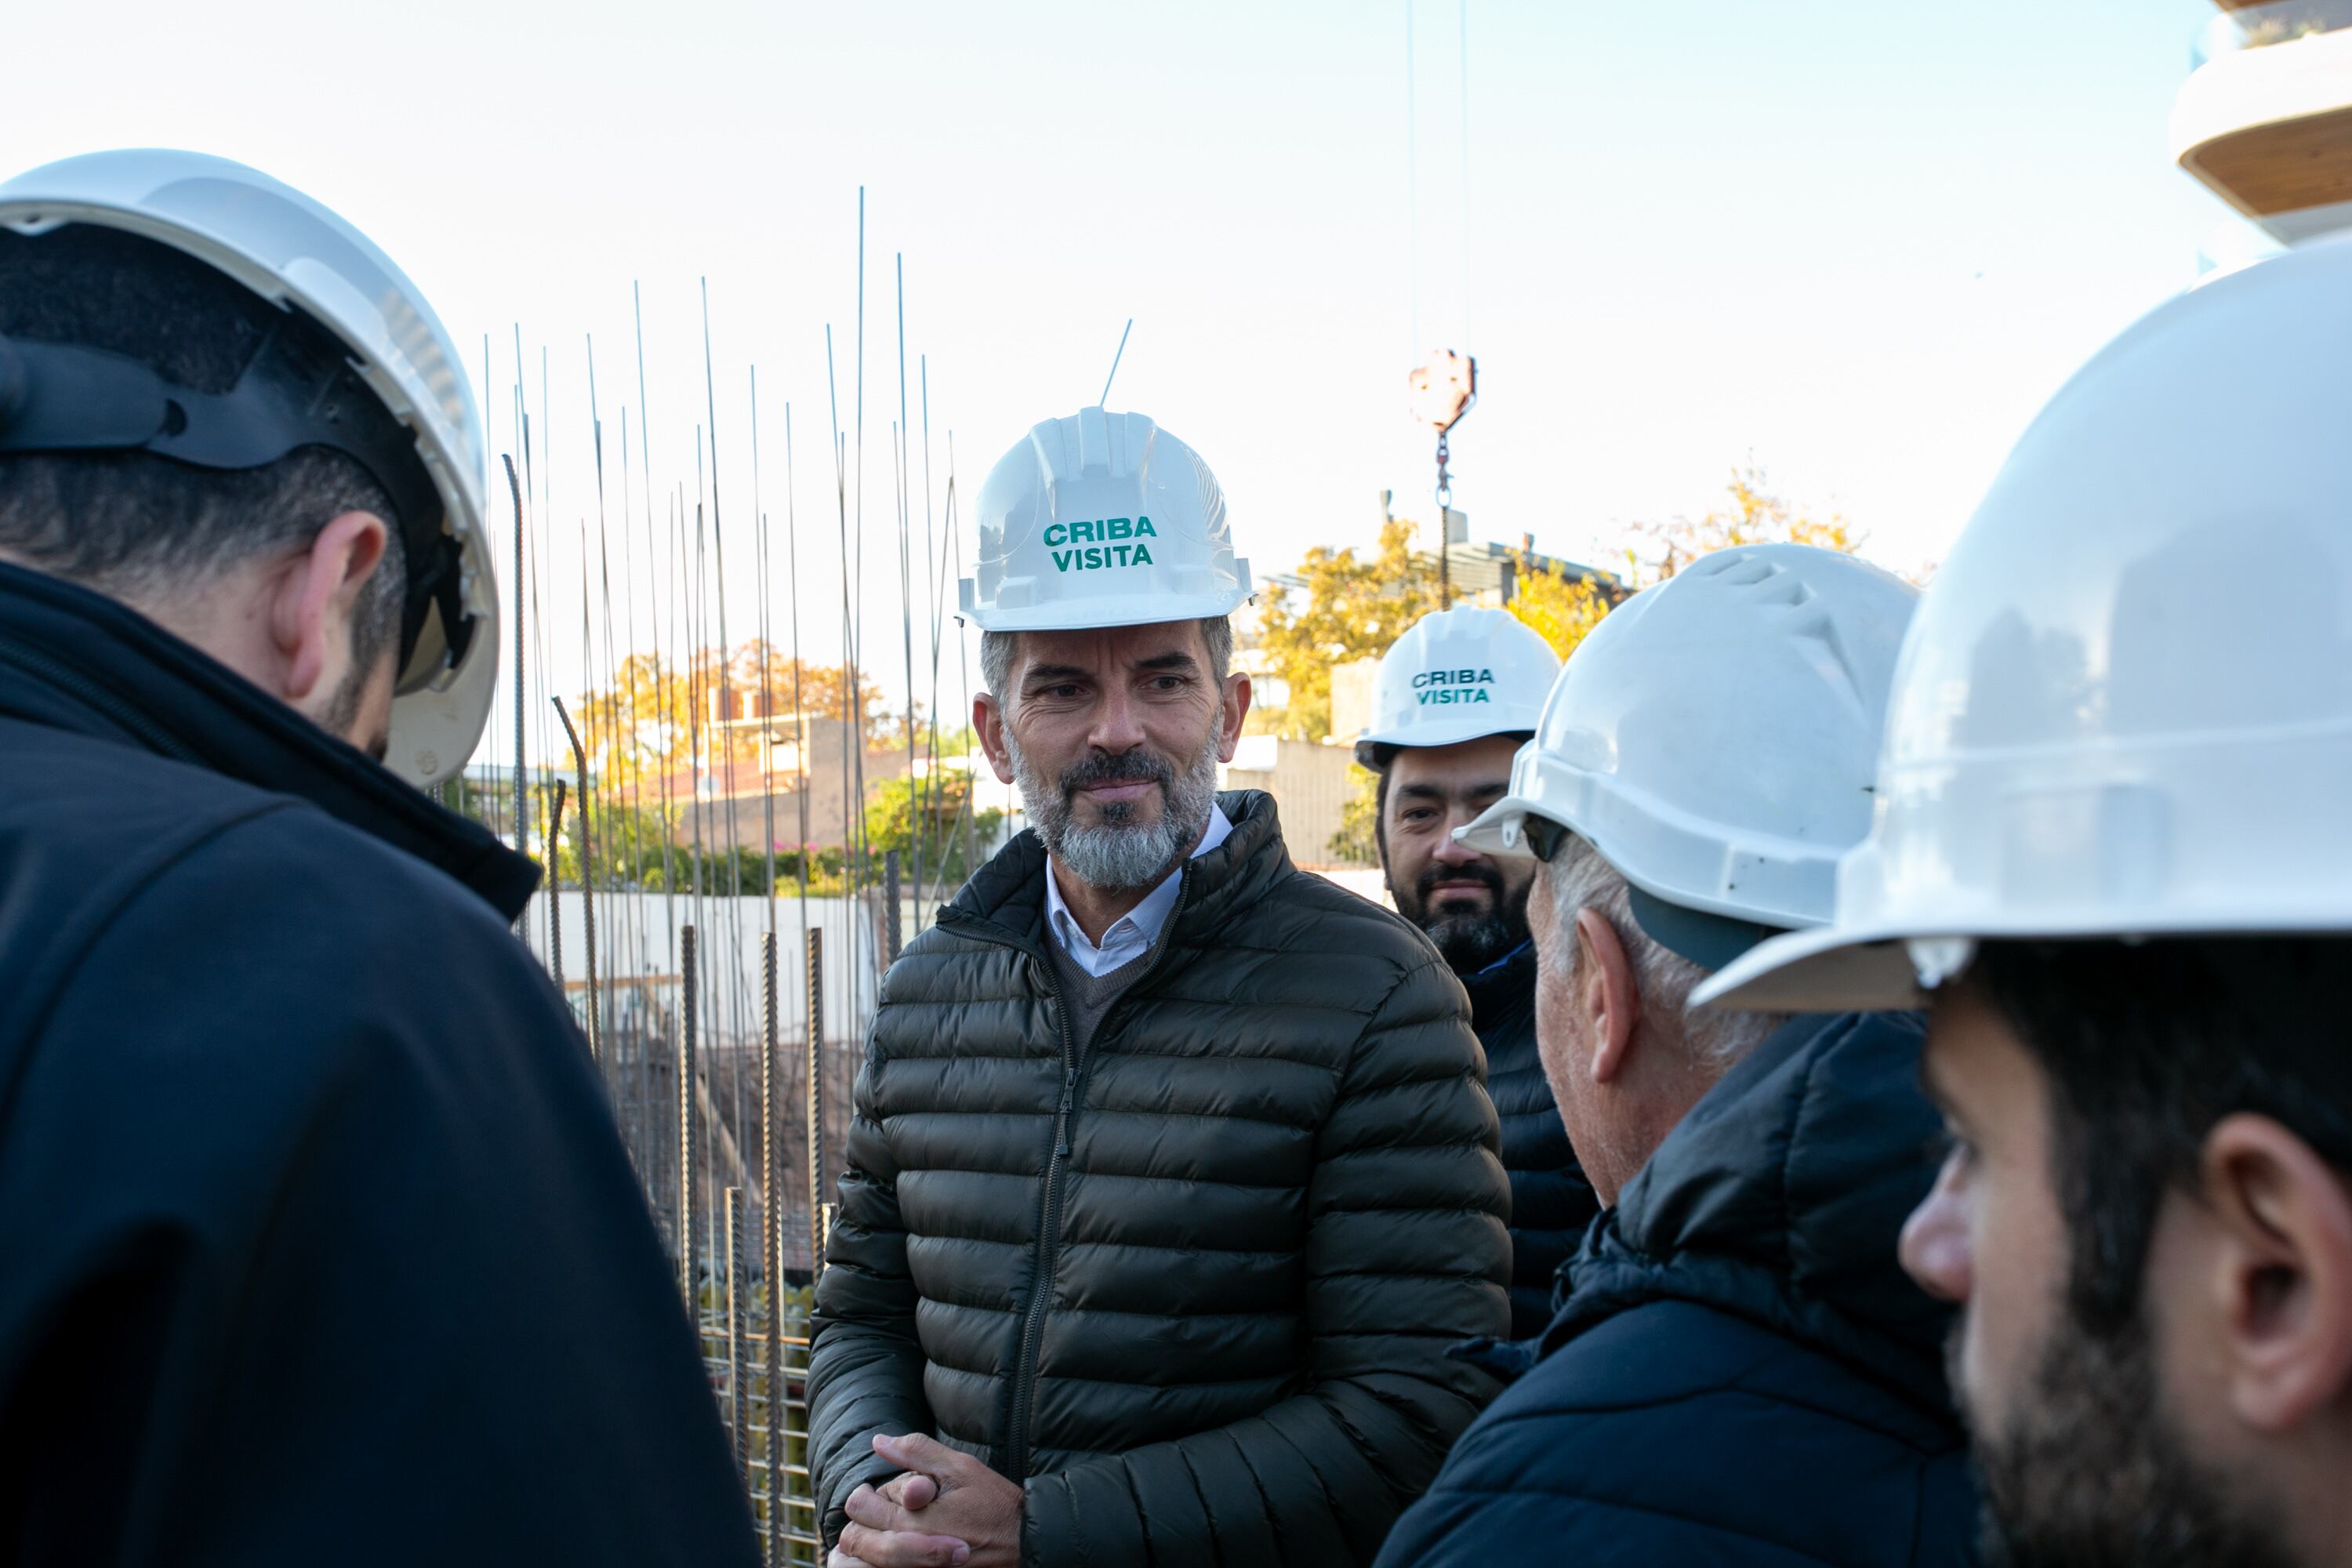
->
[1354, 605, 1560, 771]
[0, 149, 495, 788]
[1457, 543, 1920, 974]
[1698, 234, 2352, 1014]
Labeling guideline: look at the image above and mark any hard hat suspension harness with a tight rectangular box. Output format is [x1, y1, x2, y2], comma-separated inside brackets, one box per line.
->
[0, 320, 470, 678]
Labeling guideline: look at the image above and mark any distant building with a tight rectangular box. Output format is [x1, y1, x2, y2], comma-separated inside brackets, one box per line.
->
[612, 691, 913, 852]
[2175, 0, 2352, 251]
[1381, 489, 1623, 611]
[1221, 733, 1361, 869]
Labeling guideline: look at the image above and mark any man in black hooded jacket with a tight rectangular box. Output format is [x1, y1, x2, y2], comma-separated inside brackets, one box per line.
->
[0, 156, 754, 1564]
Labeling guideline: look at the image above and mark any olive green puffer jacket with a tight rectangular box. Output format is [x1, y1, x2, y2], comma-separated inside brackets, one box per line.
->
[808, 791, 1512, 1566]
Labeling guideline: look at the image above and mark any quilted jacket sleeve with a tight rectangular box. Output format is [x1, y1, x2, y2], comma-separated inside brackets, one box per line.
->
[1022, 956, 1512, 1566]
[804, 1052, 933, 1545]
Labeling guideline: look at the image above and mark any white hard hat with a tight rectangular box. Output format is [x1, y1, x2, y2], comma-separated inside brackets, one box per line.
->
[957, 406, 1251, 633]
[0, 149, 495, 788]
[1699, 237, 2352, 1013]
[1355, 606, 1561, 768]
[1458, 544, 1918, 971]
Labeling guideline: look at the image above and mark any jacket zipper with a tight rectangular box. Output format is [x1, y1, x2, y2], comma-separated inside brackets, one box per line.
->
[942, 870, 1196, 1484]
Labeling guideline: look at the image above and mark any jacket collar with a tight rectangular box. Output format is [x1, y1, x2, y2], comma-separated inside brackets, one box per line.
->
[949, 789, 1293, 956]
[1459, 939, 1536, 1034]
[1543, 1009, 1955, 1418]
[0, 560, 539, 919]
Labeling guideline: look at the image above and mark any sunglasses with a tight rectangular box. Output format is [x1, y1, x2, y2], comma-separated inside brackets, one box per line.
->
[1522, 815, 1571, 864]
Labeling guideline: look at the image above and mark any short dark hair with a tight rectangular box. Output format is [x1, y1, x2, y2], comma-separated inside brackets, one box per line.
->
[0, 224, 405, 676]
[1977, 937, 2352, 1338]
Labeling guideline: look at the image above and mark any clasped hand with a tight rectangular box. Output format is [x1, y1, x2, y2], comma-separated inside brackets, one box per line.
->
[829, 1431, 1023, 1568]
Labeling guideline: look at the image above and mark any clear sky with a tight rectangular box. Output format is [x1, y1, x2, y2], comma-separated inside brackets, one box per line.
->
[7, 0, 2237, 754]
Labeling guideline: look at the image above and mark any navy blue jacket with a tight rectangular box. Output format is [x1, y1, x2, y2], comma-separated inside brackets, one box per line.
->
[0, 564, 757, 1566]
[1375, 1011, 1977, 1568]
[1464, 943, 1596, 1337]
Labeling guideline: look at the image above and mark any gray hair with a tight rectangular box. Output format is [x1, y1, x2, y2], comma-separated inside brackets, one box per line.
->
[981, 615, 1233, 710]
[1539, 833, 1784, 1070]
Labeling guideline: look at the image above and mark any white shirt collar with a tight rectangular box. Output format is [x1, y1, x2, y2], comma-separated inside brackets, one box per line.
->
[1045, 802, 1233, 978]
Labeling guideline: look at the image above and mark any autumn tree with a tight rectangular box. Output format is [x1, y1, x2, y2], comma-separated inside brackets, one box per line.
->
[575, 642, 906, 789]
[1253, 517, 1440, 741]
[1631, 462, 1861, 582]
[727, 641, 904, 746]
[575, 652, 691, 784]
[1507, 462, 1866, 661]
[1508, 562, 1615, 662]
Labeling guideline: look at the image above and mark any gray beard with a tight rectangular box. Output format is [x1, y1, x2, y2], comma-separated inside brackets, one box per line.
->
[1009, 728, 1221, 891]
[1968, 1302, 2296, 1568]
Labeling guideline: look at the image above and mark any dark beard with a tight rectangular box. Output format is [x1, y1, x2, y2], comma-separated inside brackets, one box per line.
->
[1968, 1305, 2296, 1568]
[1393, 859, 1530, 974]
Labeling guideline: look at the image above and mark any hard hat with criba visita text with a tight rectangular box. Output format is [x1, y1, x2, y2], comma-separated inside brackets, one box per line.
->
[0, 148, 495, 789]
[957, 406, 1251, 633]
[1698, 234, 2352, 1014]
[1457, 544, 1919, 972]
[1354, 606, 1561, 770]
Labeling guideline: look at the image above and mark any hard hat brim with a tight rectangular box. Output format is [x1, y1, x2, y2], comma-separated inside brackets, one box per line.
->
[1690, 923, 1926, 1014]
[1693, 901, 2352, 1014]
[960, 589, 1251, 635]
[1356, 717, 1539, 753]
[1454, 795, 1545, 860]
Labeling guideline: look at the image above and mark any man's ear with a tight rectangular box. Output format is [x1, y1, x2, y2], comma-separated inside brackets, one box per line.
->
[2197, 1112, 2352, 1434]
[270, 510, 387, 702]
[1214, 672, 1251, 764]
[1573, 907, 1639, 1084]
[974, 691, 1016, 786]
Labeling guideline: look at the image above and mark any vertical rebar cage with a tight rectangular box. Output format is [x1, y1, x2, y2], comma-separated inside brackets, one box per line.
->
[468, 236, 975, 1559]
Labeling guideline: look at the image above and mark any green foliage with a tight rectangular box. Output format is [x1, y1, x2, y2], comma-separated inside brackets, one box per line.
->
[1327, 764, 1382, 867]
[1255, 517, 1441, 741]
[862, 770, 1004, 888]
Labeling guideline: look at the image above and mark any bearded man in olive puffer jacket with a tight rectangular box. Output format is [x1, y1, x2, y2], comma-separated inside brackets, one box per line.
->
[807, 605, 1512, 1568]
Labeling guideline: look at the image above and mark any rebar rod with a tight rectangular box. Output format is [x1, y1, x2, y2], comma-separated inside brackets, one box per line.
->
[895, 257, 920, 929]
[548, 777, 568, 991]
[679, 923, 701, 1301]
[806, 927, 826, 1279]
[554, 696, 601, 1063]
[504, 454, 528, 898]
[726, 1184, 747, 1471]
[760, 928, 784, 1563]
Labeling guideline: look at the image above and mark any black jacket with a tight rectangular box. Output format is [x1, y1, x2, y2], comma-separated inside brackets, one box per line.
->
[0, 563, 757, 1566]
[1373, 1011, 1977, 1568]
[807, 794, 1512, 1566]
[1463, 942, 1597, 1336]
